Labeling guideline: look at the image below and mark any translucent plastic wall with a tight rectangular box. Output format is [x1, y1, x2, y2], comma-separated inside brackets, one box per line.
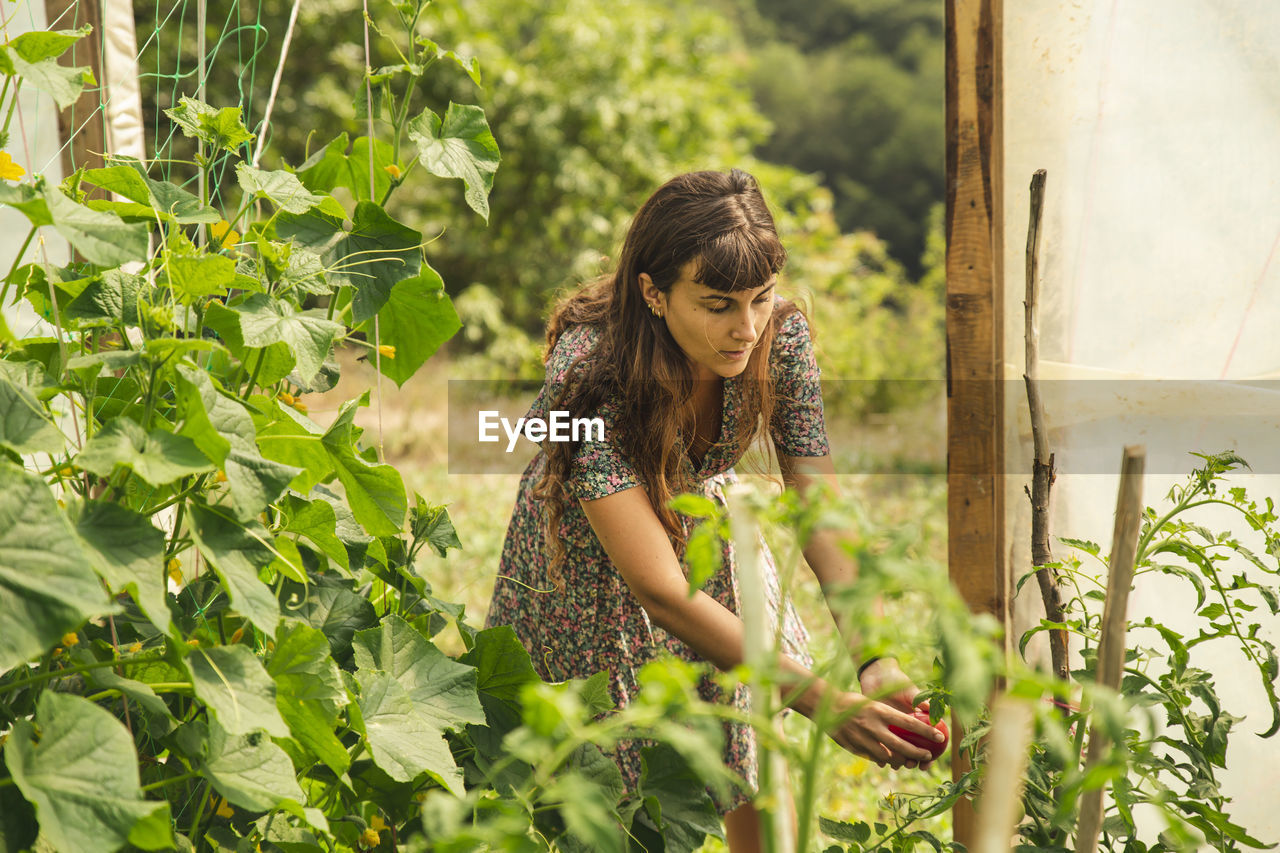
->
[1002, 1, 1280, 840]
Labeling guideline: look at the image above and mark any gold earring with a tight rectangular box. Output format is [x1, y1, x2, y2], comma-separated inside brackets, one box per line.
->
[649, 303, 663, 318]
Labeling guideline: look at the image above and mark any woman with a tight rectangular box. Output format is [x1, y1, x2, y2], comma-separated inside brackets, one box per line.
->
[484, 169, 942, 851]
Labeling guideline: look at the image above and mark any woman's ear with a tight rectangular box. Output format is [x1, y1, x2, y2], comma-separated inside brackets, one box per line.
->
[638, 273, 664, 311]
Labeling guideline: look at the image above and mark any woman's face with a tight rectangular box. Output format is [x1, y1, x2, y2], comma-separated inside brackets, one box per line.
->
[642, 262, 776, 381]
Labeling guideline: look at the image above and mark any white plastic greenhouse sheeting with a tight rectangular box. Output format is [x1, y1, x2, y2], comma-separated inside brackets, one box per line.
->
[1003, 1, 1280, 842]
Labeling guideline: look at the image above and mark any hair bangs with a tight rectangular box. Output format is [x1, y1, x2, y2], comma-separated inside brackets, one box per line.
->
[693, 224, 787, 293]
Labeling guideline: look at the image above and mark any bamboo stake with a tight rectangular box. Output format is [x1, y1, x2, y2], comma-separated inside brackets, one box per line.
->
[1023, 169, 1070, 683]
[1074, 446, 1146, 853]
[972, 697, 1035, 853]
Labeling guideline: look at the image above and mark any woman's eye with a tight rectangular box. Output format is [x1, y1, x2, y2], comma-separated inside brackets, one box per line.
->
[709, 303, 730, 313]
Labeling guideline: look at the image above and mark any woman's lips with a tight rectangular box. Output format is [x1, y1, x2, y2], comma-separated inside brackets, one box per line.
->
[719, 348, 750, 361]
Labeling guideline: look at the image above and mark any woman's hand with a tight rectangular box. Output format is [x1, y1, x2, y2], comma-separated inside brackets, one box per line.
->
[821, 690, 945, 769]
[857, 657, 920, 713]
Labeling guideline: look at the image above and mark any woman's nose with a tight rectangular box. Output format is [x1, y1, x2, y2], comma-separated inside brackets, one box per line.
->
[732, 310, 758, 343]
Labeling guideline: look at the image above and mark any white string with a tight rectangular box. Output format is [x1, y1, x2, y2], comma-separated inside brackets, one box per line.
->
[195, 0, 207, 246]
[251, 0, 302, 167]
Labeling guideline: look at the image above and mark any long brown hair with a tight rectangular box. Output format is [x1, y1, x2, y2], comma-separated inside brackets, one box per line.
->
[533, 169, 798, 586]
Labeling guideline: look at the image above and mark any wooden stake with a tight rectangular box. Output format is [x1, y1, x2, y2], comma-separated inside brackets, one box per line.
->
[1023, 169, 1070, 682]
[1073, 446, 1146, 853]
[972, 697, 1035, 853]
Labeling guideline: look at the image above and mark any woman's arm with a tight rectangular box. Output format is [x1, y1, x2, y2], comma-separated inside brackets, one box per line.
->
[778, 453, 922, 713]
[579, 486, 942, 767]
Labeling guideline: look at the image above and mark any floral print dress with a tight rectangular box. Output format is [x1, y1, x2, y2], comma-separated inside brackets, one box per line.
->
[484, 304, 830, 816]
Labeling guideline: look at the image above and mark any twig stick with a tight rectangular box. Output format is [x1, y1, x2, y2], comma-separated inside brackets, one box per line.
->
[1023, 169, 1069, 681]
[1074, 445, 1146, 853]
[972, 697, 1035, 853]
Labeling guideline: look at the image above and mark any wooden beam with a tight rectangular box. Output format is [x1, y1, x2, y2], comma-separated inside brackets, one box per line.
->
[945, 0, 1005, 846]
[45, 0, 107, 195]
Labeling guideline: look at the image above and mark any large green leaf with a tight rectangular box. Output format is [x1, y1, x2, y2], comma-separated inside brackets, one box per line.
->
[200, 720, 325, 832]
[76, 418, 215, 487]
[0, 371, 61, 455]
[82, 163, 220, 225]
[233, 294, 343, 385]
[352, 615, 485, 731]
[3, 692, 172, 852]
[267, 621, 350, 774]
[65, 269, 144, 327]
[0, 183, 51, 227]
[42, 185, 150, 267]
[276, 202, 421, 324]
[6, 52, 93, 109]
[188, 503, 281, 635]
[76, 650, 177, 735]
[165, 97, 255, 153]
[249, 395, 334, 492]
[351, 671, 465, 794]
[285, 581, 377, 665]
[636, 744, 722, 853]
[458, 626, 540, 705]
[321, 392, 406, 536]
[279, 494, 348, 571]
[359, 266, 460, 387]
[68, 499, 171, 634]
[0, 465, 115, 673]
[8, 25, 91, 63]
[236, 163, 325, 214]
[187, 644, 289, 737]
[408, 103, 500, 221]
[295, 134, 395, 202]
[204, 303, 296, 388]
[165, 251, 236, 302]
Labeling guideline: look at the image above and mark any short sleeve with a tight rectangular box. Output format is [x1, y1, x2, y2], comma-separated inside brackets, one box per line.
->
[769, 309, 830, 457]
[539, 325, 642, 501]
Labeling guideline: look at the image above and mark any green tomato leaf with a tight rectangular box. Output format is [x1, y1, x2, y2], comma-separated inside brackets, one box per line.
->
[188, 503, 281, 636]
[0, 370, 61, 455]
[408, 102, 500, 221]
[235, 163, 325, 214]
[165, 96, 255, 153]
[187, 644, 289, 737]
[233, 293, 343, 385]
[359, 265, 460, 387]
[321, 392, 407, 535]
[43, 185, 150, 266]
[75, 418, 215, 487]
[3, 692, 172, 852]
[267, 621, 350, 774]
[67, 499, 171, 635]
[0, 464, 116, 673]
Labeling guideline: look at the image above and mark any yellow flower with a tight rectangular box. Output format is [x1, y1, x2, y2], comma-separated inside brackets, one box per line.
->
[62, 632, 79, 647]
[186, 638, 200, 647]
[215, 470, 228, 483]
[369, 815, 388, 831]
[360, 827, 381, 848]
[167, 558, 183, 584]
[376, 344, 396, 360]
[214, 797, 234, 818]
[291, 400, 308, 413]
[278, 391, 296, 406]
[210, 220, 240, 250]
[383, 163, 402, 180]
[0, 151, 25, 181]
[128, 641, 143, 653]
[230, 627, 245, 644]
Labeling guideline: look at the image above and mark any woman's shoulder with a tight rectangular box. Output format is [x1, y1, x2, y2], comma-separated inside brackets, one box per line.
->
[769, 297, 814, 362]
[544, 322, 604, 386]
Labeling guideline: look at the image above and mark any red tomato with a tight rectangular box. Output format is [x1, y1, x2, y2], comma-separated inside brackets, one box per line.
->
[887, 707, 949, 761]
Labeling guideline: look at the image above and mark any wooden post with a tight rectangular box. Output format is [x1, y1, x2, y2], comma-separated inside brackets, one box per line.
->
[945, 0, 1005, 845]
[1074, 446, 1146, 853]
[972, 697, 1035, 853]
[45, 0, 107, 194]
